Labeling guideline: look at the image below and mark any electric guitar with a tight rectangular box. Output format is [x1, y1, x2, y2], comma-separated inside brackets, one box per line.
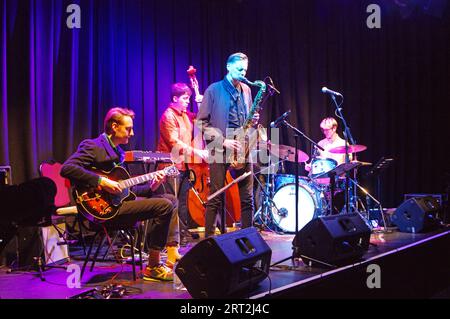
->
[74, 165, 179, 223]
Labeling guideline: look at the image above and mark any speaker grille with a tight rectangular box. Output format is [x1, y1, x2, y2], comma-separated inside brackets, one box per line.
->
[392, 197, 441, 233]
[175, 227, 272, 298]
[293, 213, 371, 266]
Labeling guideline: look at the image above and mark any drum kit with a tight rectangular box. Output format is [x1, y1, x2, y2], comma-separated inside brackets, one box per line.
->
[255, 142, 369, 234]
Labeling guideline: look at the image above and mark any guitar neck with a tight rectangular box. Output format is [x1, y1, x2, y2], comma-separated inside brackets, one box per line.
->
[118, 171, 158, 189]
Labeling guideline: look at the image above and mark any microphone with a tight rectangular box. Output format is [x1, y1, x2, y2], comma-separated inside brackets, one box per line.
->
[270, 110, 291, 128]
[321, 87, 343, 97]
[267, 83, 280, 94]
[266, 77, 280, 94]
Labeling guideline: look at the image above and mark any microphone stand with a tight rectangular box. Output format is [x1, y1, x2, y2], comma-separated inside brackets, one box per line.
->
[330, 95, 356, 214]
[270, 120, 324, 268]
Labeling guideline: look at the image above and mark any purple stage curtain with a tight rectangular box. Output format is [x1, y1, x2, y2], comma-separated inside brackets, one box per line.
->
[1, 0, 449, 207]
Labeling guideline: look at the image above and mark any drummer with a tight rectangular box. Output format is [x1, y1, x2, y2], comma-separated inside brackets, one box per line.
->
[305, 117, 351, 173]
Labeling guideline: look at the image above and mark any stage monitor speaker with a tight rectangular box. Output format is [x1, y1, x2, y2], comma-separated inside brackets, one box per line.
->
[292, 213, 371, 267]
[392, 196, 441, 233]
[175, 227, 272, 299]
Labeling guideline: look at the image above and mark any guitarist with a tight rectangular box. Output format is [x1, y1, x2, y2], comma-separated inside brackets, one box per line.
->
[61, 107, 175, 281]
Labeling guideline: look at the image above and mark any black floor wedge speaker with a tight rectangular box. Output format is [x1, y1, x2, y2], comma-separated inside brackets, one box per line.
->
[392, 196, 441, 233]
[175, 227, 272, 299]
[292, 213, 371, 267]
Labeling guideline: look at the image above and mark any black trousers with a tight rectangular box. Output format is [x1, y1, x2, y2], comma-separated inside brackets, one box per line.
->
[205, 163, 254, 238]
[154, 170, 190, 228]
[112, 197, 173, 251]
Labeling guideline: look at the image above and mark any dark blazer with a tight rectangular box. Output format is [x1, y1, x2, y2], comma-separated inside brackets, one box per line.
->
[61, 133, 151, 196]
[196, 77, 252, 146]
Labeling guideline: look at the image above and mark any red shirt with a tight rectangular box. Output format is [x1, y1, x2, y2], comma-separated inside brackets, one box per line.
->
[157, 105, 196, 170]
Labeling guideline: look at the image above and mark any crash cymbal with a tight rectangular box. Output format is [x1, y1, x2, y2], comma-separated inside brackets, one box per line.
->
[264, 143, 309, 163]
[328, 144, 367, 154]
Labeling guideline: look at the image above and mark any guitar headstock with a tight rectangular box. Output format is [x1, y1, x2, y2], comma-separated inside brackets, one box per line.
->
[163, 165, 180, 177]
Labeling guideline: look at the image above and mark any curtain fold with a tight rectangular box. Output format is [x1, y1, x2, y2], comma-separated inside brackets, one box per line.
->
[1, 0, 449, 207]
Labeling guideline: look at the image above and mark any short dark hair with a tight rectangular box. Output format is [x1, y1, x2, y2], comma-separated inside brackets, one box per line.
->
[226, 52, 248, 64]
[104, 107, 135, 134]
[170, 83, 192, 100]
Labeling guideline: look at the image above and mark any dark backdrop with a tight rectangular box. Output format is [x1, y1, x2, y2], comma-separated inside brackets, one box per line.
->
[1, 0, 449, 208]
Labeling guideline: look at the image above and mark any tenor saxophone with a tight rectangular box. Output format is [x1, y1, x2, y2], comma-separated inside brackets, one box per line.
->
[229, 77, 267, 169]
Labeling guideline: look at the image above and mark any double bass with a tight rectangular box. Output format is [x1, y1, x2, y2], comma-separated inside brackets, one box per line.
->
[186, 66, 241, 228]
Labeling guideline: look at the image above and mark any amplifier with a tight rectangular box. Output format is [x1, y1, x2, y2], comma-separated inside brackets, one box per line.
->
[404, 193, 449, 223]
[404, 193, 447, 206]
[41, 216, 69, 265]
[0, 166, 12, 186]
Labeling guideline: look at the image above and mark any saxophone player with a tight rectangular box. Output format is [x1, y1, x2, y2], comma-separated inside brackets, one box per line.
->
[196, 52, 260, 238]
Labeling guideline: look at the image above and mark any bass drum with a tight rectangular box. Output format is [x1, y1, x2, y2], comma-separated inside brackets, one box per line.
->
[270, 180, 325, 233]
[274, 174, 314, 191]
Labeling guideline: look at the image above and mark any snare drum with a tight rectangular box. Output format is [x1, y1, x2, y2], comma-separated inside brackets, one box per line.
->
[309, 158, 338, 185]
[270, 178, 325, 233]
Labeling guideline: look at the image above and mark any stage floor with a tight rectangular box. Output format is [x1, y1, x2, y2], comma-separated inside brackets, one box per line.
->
[0, 225, 449, 299]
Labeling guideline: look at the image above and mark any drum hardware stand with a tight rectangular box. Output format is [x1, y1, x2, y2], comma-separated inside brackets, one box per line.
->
[313, 170, 339, 215]
[348, 178, 389, 232]
[253, 161, 286, 233]
[269, 119, 324, 268]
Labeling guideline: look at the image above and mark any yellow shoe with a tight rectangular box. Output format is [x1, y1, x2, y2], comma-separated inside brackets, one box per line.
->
[165, 256, 183, 270]
[166, 246, 182, 264]
[143, 264, 173, 282]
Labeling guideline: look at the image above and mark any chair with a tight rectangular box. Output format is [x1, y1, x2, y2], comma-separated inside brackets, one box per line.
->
[40, 160, 144, 281]
[80, 220, 144, 282]
[39, 161, 87, 254]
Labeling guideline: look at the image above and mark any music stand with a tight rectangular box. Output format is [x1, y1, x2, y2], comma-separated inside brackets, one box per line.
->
[364, 157, 394, 204]
[313, 161, 363, 215]
[205, 171, 252, 234]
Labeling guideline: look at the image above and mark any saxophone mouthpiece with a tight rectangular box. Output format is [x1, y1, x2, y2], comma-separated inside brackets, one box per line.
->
[239, 76, 265, 88]
[238, 76, 250, 84]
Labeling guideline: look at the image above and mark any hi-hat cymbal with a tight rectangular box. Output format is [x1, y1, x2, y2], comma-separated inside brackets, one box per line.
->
[261, 143, 309, 163]
[328, 144, 367, 154]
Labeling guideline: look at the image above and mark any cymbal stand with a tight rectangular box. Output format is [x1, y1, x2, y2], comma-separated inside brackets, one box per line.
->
[347, 159, 364, 214]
